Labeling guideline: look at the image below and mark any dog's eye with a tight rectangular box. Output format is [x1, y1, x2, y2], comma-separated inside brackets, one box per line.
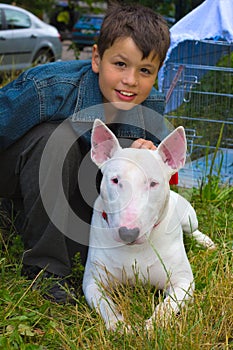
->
[111, 177, 119, 184]
[150, 181, 158, 188]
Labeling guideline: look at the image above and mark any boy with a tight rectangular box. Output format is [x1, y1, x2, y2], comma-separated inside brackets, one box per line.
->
[0, 3, 171, 303]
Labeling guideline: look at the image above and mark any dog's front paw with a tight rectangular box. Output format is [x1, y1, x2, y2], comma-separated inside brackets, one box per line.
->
[107, 319, 132, 333]
[145, 312, 168, 331]
[145, 315, 155, 332]
[192, 229, 216, 250]
[118, 322, 132, 334]
[155, 304, 173, 327]
[145, 303, 174, 331]
[105, 313, 130, 332]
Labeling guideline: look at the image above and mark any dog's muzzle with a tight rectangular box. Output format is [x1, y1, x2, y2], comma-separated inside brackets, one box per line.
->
[118, 226, 140, 244]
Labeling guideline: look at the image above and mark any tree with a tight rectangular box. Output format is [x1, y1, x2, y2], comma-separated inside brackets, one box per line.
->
[5, 0, 56, 19]
[109, 0, 175, 16]
[108, 0, 205, 22]
[175, 0, 205, 21]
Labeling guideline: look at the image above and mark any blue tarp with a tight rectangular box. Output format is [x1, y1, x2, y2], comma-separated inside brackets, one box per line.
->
[158, 0, 233, 92]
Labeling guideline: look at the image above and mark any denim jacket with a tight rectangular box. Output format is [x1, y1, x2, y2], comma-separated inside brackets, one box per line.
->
[0, 60, 168, 150]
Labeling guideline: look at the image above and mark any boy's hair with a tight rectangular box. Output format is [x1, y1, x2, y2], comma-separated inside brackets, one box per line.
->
[97, 2, 170, 66]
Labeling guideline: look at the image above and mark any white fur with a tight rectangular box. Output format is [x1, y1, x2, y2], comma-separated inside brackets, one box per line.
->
[83, 119, 215, 331]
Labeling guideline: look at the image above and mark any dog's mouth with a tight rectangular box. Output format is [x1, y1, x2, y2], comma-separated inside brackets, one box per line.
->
[125, 234, 147, 245]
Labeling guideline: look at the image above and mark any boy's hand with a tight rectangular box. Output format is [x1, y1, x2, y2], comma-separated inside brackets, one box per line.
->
[130, 138, 157, 150]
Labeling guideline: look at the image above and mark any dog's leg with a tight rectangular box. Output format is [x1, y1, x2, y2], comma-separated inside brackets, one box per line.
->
[183, 209, 216, 249]
[174, 192, 216, 249]
[145, 278, 194, 330]
[84, 279, 125, 331]
[190, 229, 216, 249]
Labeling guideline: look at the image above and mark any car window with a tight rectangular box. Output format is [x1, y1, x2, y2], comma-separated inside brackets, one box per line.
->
[5, 8, 31, 29]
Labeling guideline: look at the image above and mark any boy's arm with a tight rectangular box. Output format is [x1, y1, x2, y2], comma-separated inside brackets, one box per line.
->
[0, 71, 42, 150]
[0, 61, 86, 150]
[142, 88, 179, 185]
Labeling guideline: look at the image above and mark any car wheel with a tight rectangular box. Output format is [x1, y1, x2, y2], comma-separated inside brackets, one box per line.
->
[33, 48, 54, 65]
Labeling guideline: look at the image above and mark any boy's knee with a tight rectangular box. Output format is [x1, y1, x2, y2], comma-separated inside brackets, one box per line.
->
[32, 122, 78, 153]
[23, 122, 80, 168]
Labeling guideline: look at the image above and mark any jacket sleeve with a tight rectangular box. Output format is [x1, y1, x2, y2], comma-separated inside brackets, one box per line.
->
[0, 60, 86, 151]
[0, 70, 42, 150]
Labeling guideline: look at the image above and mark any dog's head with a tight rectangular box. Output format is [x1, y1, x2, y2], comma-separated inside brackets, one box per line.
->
[91, 119, 187, 245]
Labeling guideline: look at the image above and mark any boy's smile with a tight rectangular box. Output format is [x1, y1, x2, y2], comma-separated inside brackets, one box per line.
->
[92, 37, 161, 111]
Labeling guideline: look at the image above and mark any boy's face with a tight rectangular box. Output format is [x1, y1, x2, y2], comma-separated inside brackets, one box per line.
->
[92, 37, 161, 111]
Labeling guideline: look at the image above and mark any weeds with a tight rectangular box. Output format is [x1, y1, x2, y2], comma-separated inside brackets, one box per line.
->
[199, 123, 233, 205]
[67, 42, 80, 60]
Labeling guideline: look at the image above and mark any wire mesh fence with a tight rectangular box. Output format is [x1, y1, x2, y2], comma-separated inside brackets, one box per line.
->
[161, 39, 233, 185]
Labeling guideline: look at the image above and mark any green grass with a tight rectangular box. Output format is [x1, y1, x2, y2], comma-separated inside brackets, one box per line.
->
[0, 183, 232, 349]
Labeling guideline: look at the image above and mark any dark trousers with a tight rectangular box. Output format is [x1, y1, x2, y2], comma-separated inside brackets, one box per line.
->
[0, 121, 93, 276]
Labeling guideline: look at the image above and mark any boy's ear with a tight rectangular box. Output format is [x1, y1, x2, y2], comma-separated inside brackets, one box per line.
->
[92, 44, 100, 73]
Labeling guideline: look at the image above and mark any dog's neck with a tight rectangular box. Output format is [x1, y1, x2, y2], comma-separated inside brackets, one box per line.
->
[102, 210, 108, 223]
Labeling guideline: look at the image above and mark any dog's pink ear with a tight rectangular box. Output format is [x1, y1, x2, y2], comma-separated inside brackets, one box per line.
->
[91, 119, 121, 167]
[158, 126, 187, 173]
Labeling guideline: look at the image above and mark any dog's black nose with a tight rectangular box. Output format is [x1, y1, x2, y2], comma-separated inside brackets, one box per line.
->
[119, 226, 140, 243]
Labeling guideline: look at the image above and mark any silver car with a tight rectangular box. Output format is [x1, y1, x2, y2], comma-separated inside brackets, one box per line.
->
[0, 3, 62, 72]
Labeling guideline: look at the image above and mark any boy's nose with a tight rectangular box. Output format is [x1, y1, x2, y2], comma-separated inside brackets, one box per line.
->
[122, 69, 138, 86]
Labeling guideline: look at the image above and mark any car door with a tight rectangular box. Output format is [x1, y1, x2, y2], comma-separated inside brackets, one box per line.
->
[0, 8, 10, 68]
[0, 7, 37, 71]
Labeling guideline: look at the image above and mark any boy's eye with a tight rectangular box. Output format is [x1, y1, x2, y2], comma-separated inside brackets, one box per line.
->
[115, 61, 126, 68]
[141, 68, 151, 75]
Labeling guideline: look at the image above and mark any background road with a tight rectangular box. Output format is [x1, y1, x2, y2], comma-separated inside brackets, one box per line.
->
[62, 41, 92, 61]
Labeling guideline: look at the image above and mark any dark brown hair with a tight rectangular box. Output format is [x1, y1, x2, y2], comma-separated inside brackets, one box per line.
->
[97, 2, 170, 65]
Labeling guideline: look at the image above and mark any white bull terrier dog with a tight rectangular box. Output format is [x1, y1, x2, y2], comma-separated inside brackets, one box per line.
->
[83, 119, 215, 331]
